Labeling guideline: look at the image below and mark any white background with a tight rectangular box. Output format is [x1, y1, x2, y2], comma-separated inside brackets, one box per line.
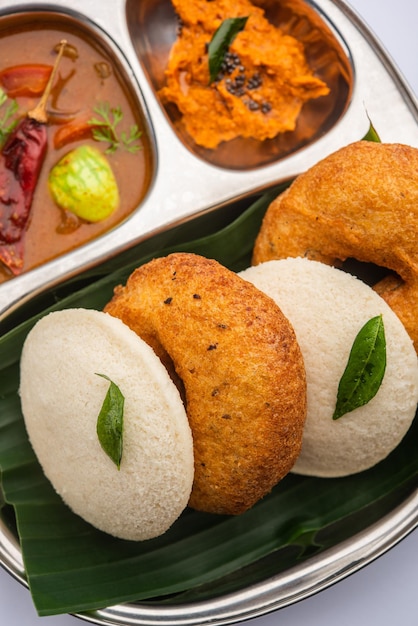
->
[1, 1, 417, 625]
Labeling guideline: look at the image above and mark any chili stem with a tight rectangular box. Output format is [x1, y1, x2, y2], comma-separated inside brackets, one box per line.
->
[28, 39, 68, 123]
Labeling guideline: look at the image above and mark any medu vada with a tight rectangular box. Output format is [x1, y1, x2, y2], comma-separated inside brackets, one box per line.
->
[252, 141, 418, 351]
[104, 252, 307, 515]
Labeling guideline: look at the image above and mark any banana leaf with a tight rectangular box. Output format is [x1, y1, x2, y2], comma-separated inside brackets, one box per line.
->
[0, 184, 417, 618]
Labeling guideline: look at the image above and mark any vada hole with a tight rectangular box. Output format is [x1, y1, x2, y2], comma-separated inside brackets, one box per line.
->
[342, 258, 401, 289]
[158, 352, 187, 405]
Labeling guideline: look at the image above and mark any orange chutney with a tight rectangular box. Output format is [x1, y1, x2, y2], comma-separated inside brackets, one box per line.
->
[159, 0, 330, 149]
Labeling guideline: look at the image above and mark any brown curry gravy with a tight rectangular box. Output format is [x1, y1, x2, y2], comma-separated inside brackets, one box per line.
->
[0, 13, 153, 284]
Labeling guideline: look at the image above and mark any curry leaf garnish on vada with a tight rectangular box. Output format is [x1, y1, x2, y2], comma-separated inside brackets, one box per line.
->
[95, 373, 125, 469]
[333, 314, 386, 420]
[208, 16, 248, 83]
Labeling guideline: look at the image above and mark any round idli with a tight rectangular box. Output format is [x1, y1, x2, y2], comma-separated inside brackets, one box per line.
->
[240, 258, 418, 477]
[19, 308, 194, 540]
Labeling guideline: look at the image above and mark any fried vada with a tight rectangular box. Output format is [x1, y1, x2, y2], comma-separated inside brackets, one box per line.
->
[104, 252, 307, 515]
[252, 141, 418, 351]
[240, 258, 418, 477]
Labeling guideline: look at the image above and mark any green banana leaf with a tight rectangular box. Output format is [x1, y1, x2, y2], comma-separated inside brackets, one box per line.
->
[0, 183, 417, 618]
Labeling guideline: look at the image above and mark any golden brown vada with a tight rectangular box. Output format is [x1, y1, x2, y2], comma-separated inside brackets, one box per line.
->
[104, 252, 306, 515]
[252, 141, 418, 351]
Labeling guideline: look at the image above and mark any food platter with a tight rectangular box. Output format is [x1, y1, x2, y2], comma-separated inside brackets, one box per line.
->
[0, 1, 417, 625]
[0, 0, 417, 321]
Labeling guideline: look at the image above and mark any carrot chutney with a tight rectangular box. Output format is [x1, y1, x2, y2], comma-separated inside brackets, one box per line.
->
[0, 14, 152, 284]
[159, 0, 330, 149]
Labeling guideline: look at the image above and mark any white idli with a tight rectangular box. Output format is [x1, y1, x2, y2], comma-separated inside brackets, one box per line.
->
[240, 258, 418, 477]
[19, 308, 194, 540]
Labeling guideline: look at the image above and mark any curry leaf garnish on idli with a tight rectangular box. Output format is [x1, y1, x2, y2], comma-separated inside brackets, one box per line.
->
[239, 258, 417, 478]
[333, 314, 386, 420]
[20, 309, 194, 540]
[96, 373, 124, 469]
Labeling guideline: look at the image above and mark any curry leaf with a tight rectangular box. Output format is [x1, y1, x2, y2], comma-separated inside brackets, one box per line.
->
[95, 373, 124, 469]
[362, 115, 381, 142]
[208, 17, 249, 83]
[333, 314, 386, 420]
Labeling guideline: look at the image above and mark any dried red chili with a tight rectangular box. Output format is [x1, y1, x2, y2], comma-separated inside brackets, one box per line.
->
[0, 40, 67, 275]
[0, 118, 47, 273]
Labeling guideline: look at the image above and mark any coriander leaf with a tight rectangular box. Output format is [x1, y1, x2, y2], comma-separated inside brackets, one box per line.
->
[121, 125, 143, 153]
[96, 373, 125, 469]
[333, 314, 386, 420]
[0, 87, 19, 147]
[0, 87, 7, 107]
[208, 16, 249, 83]
[88, 101, 142, 153]
[92, 127, 113, 143]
